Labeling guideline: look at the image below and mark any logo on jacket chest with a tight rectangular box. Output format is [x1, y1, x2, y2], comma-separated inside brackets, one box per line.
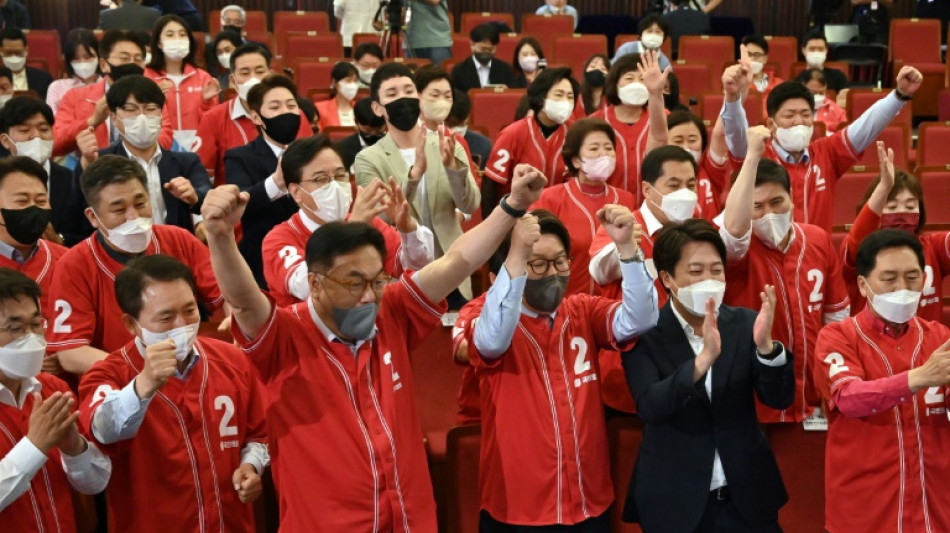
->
[570, 337, 598, 388]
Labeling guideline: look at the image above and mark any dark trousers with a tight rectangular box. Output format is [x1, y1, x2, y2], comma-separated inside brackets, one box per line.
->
[479, 510, 610, 533]
[694, 488, 783, 533]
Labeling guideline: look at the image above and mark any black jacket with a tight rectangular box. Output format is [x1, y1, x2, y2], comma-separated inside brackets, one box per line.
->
[622, 303, 793, 532]
[224, 135, 298, 288]
[24, 66, 52, 101]
[0, 0, 29, 29]
[337, 132, 365, 173]
[49, 161, 93, 246]
[98, 0, 161, 32]
[450, 56, 517, 93]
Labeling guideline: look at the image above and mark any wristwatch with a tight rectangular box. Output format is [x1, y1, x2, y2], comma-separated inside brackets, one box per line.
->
[894, 89, 913, 102]
[619, 247, 645, 263]
[499, 194, 526, 218]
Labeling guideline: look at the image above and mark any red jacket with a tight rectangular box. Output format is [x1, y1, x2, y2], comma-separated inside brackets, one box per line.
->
[145, 64, 217, 132]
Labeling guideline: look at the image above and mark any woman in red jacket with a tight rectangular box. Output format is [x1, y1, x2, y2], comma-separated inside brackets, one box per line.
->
[315, 62, 360, 132]
[145, 15, 220, 151]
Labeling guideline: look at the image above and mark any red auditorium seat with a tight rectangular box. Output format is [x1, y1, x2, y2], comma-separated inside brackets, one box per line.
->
[608, 416, 644, 533]
[24, 30, 61, 78]
[679, 35, 735, 68]
[846, 89, 912, 148]
[445, 425, 481, 533]
[273, 11, 331, 35]
[669, 60, 712, 104]
[698, 92, 764, 127]
[916, 122, 950, 169]
[460, 12, 516, 34]
[208, 9, 268, 34]
[280, 34, 344, 64]
[469, 87, 527, 140]
[853, 124, 909, 170]
[917, 166, 950, 224]
[452, 33, 471, 62]
[292, 58, 341, 92]
[521, 14, 575, 36]
[763, 35, 798, 80]
[614, 34, 673, 62]
[351, 33, 380, 50]
[889, 18, 942, 116]
[834, 169, 878, 227]
[321, 126, 354, 143]
[788, 61, 849, 80]
[496, 33, 523, 64]
[553, 34, 608, 76]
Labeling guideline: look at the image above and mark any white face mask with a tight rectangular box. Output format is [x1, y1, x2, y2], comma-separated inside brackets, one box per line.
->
[236, 77, 261, 101]
[12, 137, 53, 166]
[120, 114, 162, 150]
[805, 51, 826, 67]
[750, 61, 764, 75]
[306, 181, 352, 224]
[144, 52, 152, 65]
[618, 81, 649, 106]
[752, 211, 792, 250]
[774, 124, 812, 153]
[812, 94, 825, 108]
[687, 149, 702, 163]
[339, 81, 360, 101]
[2, 55, 25, 72]
[421, 98, 452, 123]
[641, 33, 664, 50]
[519, 54, 539, 73]
[864, 281, 921, 324]
[72, 60, 98, 80]
[673, 279, 726, 317]
[138, 321, 199, 362]
[217, 52, 231, 70]
[357, 67, 376, 85]
[451, 125, 468, 137]
[98, 215, 153, 253]
[0, 333, 45, 380]
[161, 39, 190, 61]
[542, 98, 573, 125]
[651, 185, 697, 223]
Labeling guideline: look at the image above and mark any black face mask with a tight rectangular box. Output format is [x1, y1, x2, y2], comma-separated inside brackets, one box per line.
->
[222, 25, 244, 36]
[108, 62, 144, 82]
[523, 275, 568, 313]
[584, 70, 606, 88]
[474, 52, 493, 66]
[260, 112, 300, 145]
[359, 131, 384, 146]
[0, 206, 51, 245]
[383, 97, 420, 132]
[663, 93, 680, 110]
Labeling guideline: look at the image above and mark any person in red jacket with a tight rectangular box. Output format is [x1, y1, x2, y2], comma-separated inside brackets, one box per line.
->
[144, 15, 220, 151]
[314, 62, 360, 131]
[0, 268, 110, 533]
[79, 254, 266, 533]
[53, 30, 174, 159]
[815, 229, 950, 533]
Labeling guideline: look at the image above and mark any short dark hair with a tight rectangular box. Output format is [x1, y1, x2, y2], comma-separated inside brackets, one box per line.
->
[512, 37, 545, 78]
[488, 209, 571, 275]
[0, 28, 26, 47]
[229, 42, 270, 72]
[281, 135, 342, 185]
[63, 28, 100, 78]
[470, 23, 500, 45]
[857, 170, 926, 232]
[148, 15, 199, 70]
[327, 61, 358, 98]
[526, 67, 578, 115]
[666, 110, 707, 153]
[653, 219, 727, 280]
[448, 88, 471, 125]
[106, 75, 165, 111]
[638, 13, 669, 37]
[741, 34, 769, 54]
[604, 54, 641, 106]
[0, 267, 41, 313]
[353, 43, 383, 63]
[99, 30, 146, 61]
[0, 156, 48, 190]
[802, 31, 828, 49]
[766, 80, 815, 117]
[802, 67, 827, 87]
[213, 30, 242, 55]
[0, 96, 54, 132]
[855, 229, 926, 278]
[369, 62, 414, 102]
[562, 118, 616, 175]
[80, 155, 148, 206]
[306, 221, 387, 272]
[115, 254, 199, 320]
[247, 73, 297, 114]
[0, 66, 11, 85]
[297, 97, 316, 125]
[414, 65, 453, 94]
[641, 145, 697, 185]
[748, 158, 791, 193]
[354, 97, 384, 128]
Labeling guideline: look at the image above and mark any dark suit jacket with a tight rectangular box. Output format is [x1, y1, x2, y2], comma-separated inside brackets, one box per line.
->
[98, 0, 162, 31]
[224, 135, 298, 288]
[96, 143, 211, 232]
[0, 0, 30, 29]
[49, 161, 93, 246]
[463, 130, 492, 170]
[450, 56, 516, 93]
[338, 132, 365, 172]
[25, 67, 52, 101]
[663, 8, 711, 53]
[622, 303, 793, 533]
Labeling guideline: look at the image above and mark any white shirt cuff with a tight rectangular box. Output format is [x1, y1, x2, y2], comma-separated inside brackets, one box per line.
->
[264, 174, 288, 201]
[7, 438, 47, 477]
[757, 344, 787, 367]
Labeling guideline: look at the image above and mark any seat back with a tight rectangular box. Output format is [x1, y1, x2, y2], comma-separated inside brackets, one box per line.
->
[24, 30, 61, 78]
[918, 166, 950, 224]
[293, 58, 341, 91]
[679, 35, 735, 68]
[351, 33, 380, 50]
[764, 35, 798, 79]
[274, 11, 331, 35]
[789, 61, 850, 81]
[452, 33, 472, 62]
[917, 122, 950, 168]
[670, 60, 712, 104]
[846, 88, 912, 132]
[496, 33, 524, 65]
[698, 92, 763, 126]
[469, 88, 526, 140]
[522, 14, 575, 36]
[607, 416, 645, 533]
[460, 12, 516, 34]
[834, 170, 878, 226]
[552, 34, 607, 76]
[889, 18, 941, 63]
[209, 9, 268, 34]
[854, 124, 909, 169]
[445, 425, 482, 533]
[281, 33, 344, 63]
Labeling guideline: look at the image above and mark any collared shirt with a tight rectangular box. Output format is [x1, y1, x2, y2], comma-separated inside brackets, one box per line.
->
[638, 200, 666, 237]
[668, 301, 787, 490]
[307, 295, 375, 355]
[752, 73, 771, 94]
[476, 59, 491, 87]
[0, 238, 36, 264]
[229, 97, 252, 121]
[263, 136, 289, 201]
[125, 142, 167, 225]
[864, 305, 910, 339]
[11, 68, 26, 91]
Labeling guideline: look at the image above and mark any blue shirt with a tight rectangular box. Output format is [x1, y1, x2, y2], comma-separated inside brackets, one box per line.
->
[613, 41, 673, 72]
[534, 4, 579, 30]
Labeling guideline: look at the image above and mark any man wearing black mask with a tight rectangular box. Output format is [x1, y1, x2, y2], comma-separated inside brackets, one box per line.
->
[338, 97, 386, 173]
[354, 63, 480, 302]
[450, 23, 517, 93]
[53, 30, 174, 159]
[224, 73, 307, 288]
[203, 5, 272, 72]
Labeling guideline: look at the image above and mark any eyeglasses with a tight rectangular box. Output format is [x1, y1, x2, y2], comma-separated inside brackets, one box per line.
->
[301, 171, 350, 189]
[108, 54, 145, 64]
[318, 272, 393, 297]
[526, 256, 572, 276]
[0, 318, 47, 337]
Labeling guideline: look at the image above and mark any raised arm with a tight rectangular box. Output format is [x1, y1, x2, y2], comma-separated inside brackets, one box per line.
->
[414, 164, 547, 303]
[641, 49, 671, 152]
[844, 142, 893, 264]
[845, 66, 921, 153]
[721, 125, 771, 243]
[720, 45, 753, 159]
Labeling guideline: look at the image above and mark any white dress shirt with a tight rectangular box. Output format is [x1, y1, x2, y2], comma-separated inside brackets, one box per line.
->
[125, 142, 167, 224]
[476, 60, 492, 88]
[263, 137, 288, 201]
[589, 202, 664, 285]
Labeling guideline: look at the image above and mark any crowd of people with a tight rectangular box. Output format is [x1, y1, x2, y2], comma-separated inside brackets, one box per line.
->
[0, 2, 948, 533]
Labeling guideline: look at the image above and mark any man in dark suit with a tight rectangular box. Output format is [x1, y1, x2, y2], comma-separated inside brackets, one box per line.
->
[0, 96, 91, 246]
[0, 28, 52, 100]
[224, 74, 305, 288]
[450, 23, 517, 93]
[663, 0, 711, 55]
[0, 0, 30, 29]
[98, 0, 161, 32]
[337, 97, 386, 172]
[622, 219, 793, 533]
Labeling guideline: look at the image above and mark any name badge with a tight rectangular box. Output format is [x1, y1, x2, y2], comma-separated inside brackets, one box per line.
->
[441, 311, 460, 328]
[803, 409, 828, 432]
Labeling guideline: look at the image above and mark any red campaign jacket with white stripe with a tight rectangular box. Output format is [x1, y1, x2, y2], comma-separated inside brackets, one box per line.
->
[484, 117, 570, 193]
[815, 311, 950, 533]
[78, 337, 266, 533]
[0, 239, 67, 318]
[231, 274, 446, 532]
[592, 105, 650, 200]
